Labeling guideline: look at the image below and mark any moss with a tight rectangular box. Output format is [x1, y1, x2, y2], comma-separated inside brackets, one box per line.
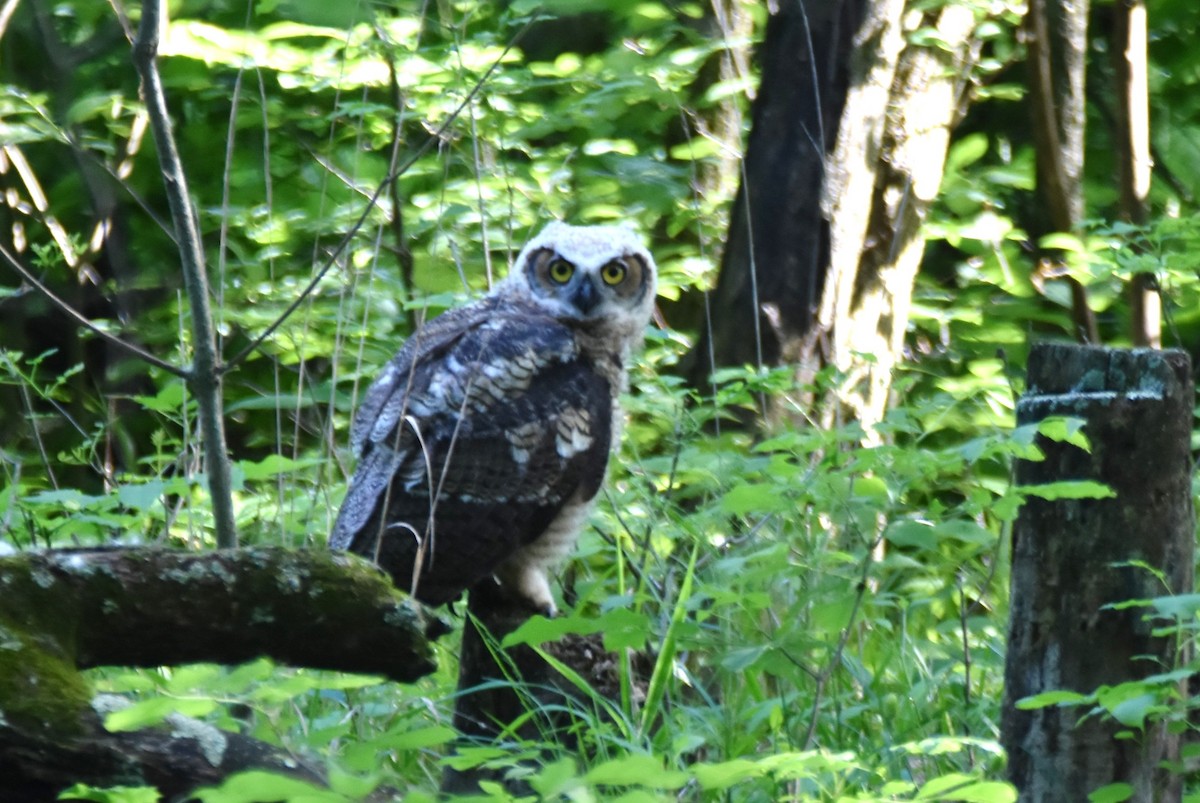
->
[0, 619, 91, 737]
[0, 554, 93, 736]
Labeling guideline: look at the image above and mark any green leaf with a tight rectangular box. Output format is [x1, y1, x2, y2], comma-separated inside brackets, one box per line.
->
[719, 482, 791, 515]
[1103, 691, 1160, 729]
[1037, 417, 1090, 450]
[584, 755, 687, 789]
[192, 770, 348, 802]
[502, 611, 603, 648]
[1088, 783, 1134, 803]
[103, 697, 218, 732]
[134, 382, 186, 413]
[529, 757, 579, 798]
[668, 136, 720, 161]
[58, 785, 162, 803]
[234, 454, 317, 480]
[24, 488, 103, 508]
[690, 758, 762, 790]
[598, 607, 653, 652]
[719, 645, 767, 672]
[1016, 690, 1091, 710]
[936, 520, 996, 545]
[850, 475, 891, 501]
[1145, 593, 1200, 619]
[915, 773, 1017, 802]
[1015, 480, 1116, 500]
[885, 520, 938, 551]
[166, 664, 223, 694]
[370, 725, 456, 751]
[115, 480, 168, 511]
[945, 133, 989, 172]
[502, 607, 651, 650]
[326, 768, 380, 800]
[1039, 232, 1087, 252]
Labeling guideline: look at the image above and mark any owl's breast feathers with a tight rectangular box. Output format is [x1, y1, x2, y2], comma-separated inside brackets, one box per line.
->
[330, 295, 617, 605]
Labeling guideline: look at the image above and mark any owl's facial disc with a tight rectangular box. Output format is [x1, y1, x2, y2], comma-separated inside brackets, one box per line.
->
[514, 226, 655, 327]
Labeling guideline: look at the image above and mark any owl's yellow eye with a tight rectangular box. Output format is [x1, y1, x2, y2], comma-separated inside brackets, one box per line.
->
[600, 261, 627, 286]
[548, 259, 575, 284]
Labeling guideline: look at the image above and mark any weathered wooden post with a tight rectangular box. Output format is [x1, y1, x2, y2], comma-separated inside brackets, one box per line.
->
[1001, 343, 1194, 800]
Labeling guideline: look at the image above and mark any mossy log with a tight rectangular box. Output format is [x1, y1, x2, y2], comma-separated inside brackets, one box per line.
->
[0, 546, 440, 801]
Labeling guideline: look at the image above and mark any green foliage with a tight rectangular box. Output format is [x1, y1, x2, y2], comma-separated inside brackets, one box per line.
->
[58, 785, 162, 802]
[3, 0, 1200, 800]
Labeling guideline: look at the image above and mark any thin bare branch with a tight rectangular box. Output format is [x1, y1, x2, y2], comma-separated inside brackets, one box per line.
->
[375, 20, 416, 326]
[0, 243, 186, 377]
[132, 0, 238, 548]
[223, 12, 539, 374]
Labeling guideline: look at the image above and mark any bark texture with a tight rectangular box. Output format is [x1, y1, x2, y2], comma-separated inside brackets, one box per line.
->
[0, 547, 437, 681]
[1, 701, 327, 803]
[0, 546, 440, 800]
[1110, 0, 1159, 347]
[1001, 343, 1194, 801]
[685, 0, 865, 387]
[813, 3, 977, 429]
[684, 0, 980, 435]
[1026, 0, 1099, 342]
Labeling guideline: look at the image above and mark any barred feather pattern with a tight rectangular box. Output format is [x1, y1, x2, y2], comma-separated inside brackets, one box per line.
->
[331, 223, 655, 612]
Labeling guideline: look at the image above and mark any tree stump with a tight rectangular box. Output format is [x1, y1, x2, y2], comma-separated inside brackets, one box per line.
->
[440, 580, 636, 795]
[1001, 343, 1194, 800]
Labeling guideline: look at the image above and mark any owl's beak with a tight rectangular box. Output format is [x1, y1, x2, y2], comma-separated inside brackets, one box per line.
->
[569, 278, 600, 315]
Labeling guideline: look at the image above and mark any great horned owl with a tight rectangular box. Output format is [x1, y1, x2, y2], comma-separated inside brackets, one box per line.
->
[330, 222, 656, 614]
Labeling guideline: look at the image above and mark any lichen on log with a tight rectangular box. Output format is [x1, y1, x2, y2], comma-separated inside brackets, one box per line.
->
[0, 545, 442, 799]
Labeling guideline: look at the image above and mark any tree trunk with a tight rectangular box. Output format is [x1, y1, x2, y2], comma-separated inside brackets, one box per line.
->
[1001, 343, 1193, 801]
[1026, 0, 1100, 343]
[809, 4, 978, 430]
[2, 702, 328, 803]
[441, 580, 634, 795]
[133, 0, 239, 548]
[1110, 0, 1159, 347]
[684, 0, 981, 434]
[684, 0, 866, 391]
[0, 547, 437, 681]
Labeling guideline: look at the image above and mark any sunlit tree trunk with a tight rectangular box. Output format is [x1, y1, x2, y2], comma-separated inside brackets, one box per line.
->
[692, 0, 752, 207]
[684, 1, 860, 396]
[1026, 0, 1099, 343]
[810, 4, 978, 431]
[685, 1, 980, 433]
[1112, 0, 1159, 347]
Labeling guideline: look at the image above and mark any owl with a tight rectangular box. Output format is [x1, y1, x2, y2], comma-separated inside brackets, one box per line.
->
[329, 222, 656, 614]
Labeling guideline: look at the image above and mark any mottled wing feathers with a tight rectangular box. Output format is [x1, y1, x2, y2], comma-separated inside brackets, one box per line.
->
[347, 298, 501, 459]
[330, 295, 613, 605]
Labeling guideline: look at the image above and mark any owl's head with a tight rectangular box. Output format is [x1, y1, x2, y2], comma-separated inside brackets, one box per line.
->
[503, 222, 657, 343]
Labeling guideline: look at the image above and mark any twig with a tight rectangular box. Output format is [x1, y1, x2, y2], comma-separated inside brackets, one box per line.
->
[222, 12, 539, 374]
[958, 577, 973, 733]
[0, 243, 186, 378]
[132, 0, 238, 548]
[375, 21, 416, 328]
[5, 354, 58, 490]
[799, 505, 882, 752]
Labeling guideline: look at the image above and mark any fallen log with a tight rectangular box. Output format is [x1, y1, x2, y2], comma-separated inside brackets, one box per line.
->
[0, 546, 440, 800]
